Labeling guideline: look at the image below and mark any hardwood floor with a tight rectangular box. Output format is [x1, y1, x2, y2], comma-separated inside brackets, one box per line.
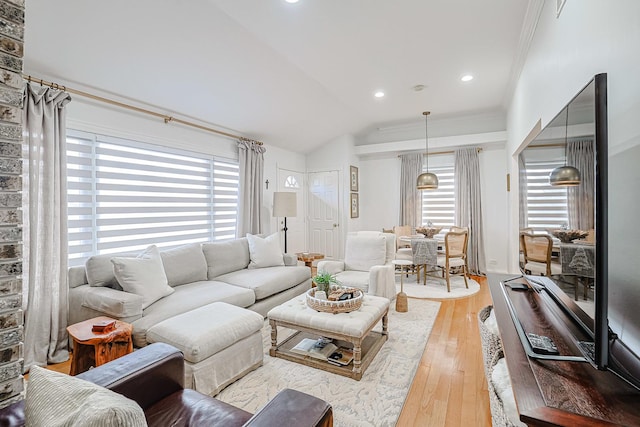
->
[397, 275, 493, 426]
[45, 275, 493, 426]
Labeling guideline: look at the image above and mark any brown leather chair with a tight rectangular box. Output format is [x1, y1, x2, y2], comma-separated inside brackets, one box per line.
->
[0, 343, 333, 427]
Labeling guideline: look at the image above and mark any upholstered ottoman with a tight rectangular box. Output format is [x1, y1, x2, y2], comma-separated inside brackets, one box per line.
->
[146, 302, 264, 396]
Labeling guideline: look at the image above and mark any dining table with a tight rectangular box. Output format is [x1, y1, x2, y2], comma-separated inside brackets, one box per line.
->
[399, 235, 441, 284]
[559, 241, 595, 300]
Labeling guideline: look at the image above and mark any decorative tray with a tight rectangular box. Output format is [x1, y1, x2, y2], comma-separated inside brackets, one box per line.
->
[306, 286, 363, 314]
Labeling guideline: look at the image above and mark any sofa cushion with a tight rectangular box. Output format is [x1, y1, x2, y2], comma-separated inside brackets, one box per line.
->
[131, 280, 255, 347]
[147, 302, 263, 363]
[81, 285, 144, 319]
[344, 234, 387, 272]
[203, 238, 250, 279]
[86, 251, 139, 290]
[26, 366, 147, 427]
[216, 265, 310, 300]
[159, 243, 208, 287]
[246, 233, 284, 269]
[112, 245, 174, 310]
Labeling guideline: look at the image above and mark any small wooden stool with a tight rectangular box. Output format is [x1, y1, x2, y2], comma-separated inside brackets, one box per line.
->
[392, 259, 412, 312]
[67, 316, 133, 375]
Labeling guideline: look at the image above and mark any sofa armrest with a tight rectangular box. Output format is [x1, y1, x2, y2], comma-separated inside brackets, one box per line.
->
[77, 342, 184, 410]
[81, 285, 144, 319]
[316, 260, 344, 275]
[368, 264, 396, 300]
[244, 388, 333, 427]
[283, 253, 298, 266]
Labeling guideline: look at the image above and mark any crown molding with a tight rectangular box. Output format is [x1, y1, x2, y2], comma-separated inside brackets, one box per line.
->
[502, 0, 545, 109]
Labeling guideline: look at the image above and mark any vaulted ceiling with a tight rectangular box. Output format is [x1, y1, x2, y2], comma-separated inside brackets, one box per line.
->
[24, 0, 530, 153]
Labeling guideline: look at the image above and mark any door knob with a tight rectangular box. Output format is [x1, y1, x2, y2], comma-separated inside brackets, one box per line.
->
[333, 223, 338, 227]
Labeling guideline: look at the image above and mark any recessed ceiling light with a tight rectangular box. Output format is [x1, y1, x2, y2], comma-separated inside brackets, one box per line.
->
[285, 0, 299, 3]
[374, 91, 385, 98]
[461, 75, 474, 82]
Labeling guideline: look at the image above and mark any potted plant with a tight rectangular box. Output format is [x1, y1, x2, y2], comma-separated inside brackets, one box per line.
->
[312, 271, 340, 295]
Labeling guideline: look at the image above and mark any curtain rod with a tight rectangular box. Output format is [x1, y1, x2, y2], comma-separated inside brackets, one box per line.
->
[398, 147, 482, 158]
[23, 74, 263, 145]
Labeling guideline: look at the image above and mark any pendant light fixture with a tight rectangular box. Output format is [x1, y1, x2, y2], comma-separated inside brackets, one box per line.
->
[417, 111, 439, 190]
[549, 105, 581, 186]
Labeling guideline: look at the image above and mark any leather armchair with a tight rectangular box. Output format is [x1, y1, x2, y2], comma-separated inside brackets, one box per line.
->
[0, 343, 333, 427]
[317, 231, 396, 300]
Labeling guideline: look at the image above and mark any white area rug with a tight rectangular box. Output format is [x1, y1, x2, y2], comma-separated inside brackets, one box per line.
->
[396, 274, 480, 299]
[217, 299, 441, 427]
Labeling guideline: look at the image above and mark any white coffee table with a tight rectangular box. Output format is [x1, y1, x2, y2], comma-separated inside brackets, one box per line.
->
[267, 293, 389, 380]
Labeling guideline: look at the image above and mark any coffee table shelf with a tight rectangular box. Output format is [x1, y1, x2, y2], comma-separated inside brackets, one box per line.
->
[267, 293, 389, 381]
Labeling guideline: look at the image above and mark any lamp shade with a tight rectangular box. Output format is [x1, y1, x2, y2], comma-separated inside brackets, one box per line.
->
[273, 192, 297, 217]
[549, 165, 581, 186]
[416, 172, 439, 190]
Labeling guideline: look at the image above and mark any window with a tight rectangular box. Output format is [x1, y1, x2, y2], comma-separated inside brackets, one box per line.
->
[421, 164, 455, 229]
[284, 175, 300, 188]
[523, 159, 569, 230]
[66, 130, 239, 266]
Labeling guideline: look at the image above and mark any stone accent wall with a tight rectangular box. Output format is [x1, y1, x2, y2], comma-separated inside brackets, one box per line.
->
[0, 0, 23, 409]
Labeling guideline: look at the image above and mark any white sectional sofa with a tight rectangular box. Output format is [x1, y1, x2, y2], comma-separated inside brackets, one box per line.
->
[68, 237, 312, 348]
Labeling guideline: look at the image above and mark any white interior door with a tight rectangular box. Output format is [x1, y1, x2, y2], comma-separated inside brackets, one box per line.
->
[277, 168, 306, 253]
[308, 170, 340, 259]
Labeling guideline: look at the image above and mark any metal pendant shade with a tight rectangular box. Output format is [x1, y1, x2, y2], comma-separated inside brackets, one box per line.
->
[549, 165, 581, 186]
[417, 111, 438, 190]
[549, 105, 581, 187]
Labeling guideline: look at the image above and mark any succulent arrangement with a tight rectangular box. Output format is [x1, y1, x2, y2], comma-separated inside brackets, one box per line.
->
[312, 271, 340, 294]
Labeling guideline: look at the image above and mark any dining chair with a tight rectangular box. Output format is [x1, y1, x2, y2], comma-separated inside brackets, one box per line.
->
[519, 227, 533, 269]
[393, 225, 417, 280]
[436, 229, 470, 292]
[519, 231, 562, 277]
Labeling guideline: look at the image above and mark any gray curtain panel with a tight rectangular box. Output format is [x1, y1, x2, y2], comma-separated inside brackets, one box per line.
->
[399, 154, 423, 227]
[567, 139, 594, 230]
[23, 84, 72, 371]
[237, 139, 266, 236]
[454, 147, 486, 275]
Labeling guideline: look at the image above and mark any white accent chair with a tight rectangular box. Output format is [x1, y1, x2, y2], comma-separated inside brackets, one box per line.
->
[316, 231, 396, 300]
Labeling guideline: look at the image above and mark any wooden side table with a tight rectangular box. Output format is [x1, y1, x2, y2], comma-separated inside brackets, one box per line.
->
[67, 316, 133, 375]
[392, 259, 412, 313]
[296, 252, 324, 270]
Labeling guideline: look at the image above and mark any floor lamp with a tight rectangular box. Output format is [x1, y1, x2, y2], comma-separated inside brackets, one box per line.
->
[273, 192, 297, 253]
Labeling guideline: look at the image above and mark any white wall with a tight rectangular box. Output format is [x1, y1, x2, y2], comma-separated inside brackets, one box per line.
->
[359, 157, 399, 231]
[358, 145, 509, 273]
[479, 147, 509, 273]
[506, 0, 640, 272]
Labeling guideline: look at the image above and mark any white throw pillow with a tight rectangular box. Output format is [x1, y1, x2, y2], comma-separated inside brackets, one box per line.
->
[26, 365, 147, 427]
[246, 233, 284, 269]
[112, 245, 173, 309]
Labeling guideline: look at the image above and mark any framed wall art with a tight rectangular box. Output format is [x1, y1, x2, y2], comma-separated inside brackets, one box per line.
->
[350, 193, 359, 218]
[350, 165, 359, 192]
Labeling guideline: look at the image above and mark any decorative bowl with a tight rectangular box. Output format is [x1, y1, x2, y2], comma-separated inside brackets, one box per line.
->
[306, 286, 363, 314]
[551, 229, 589, 243]
[415, 226, 443, 238]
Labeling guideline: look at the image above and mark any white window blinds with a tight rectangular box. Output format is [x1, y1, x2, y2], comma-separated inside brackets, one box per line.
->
[421, 165, 455, 228]
[524, 159, 569, 230]
[67, 131, 239, 266]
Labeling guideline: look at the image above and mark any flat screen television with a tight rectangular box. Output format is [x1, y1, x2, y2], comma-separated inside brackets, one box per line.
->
[516, 73, 640, 390]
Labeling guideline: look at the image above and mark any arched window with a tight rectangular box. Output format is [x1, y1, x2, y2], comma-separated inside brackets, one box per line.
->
[284, 175, 300, 188]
